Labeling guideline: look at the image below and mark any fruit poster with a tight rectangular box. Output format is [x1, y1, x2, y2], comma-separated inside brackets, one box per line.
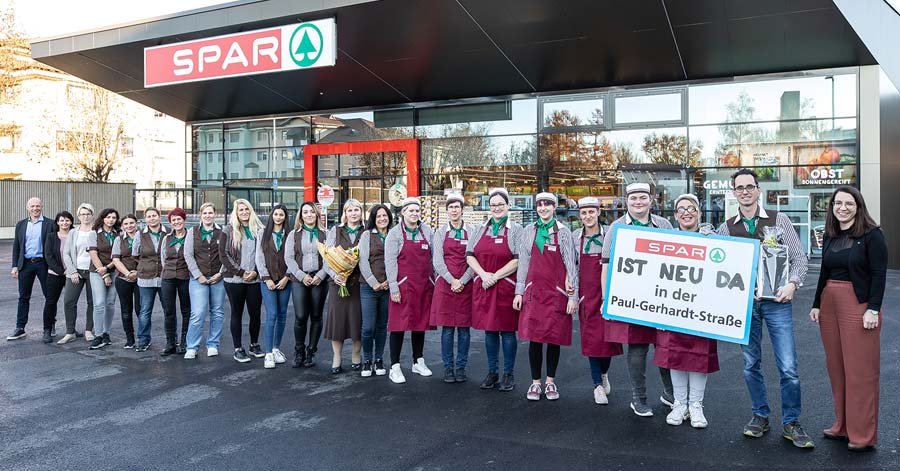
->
[793, 142, 856, 188]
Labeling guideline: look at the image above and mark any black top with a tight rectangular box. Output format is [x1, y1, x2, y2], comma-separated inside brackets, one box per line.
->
[821, 233, 852, 282]
[44, 231, 66, 276]
[813, 227, 888, 311]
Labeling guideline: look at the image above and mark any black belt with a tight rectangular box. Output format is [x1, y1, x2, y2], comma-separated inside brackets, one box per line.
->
[25, 257, 44, 263]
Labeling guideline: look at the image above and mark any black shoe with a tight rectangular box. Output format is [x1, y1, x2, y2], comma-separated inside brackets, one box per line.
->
[50, 327, 56, 337]
[160, 345, 177, 356]
[233, 348, 251, 363]
[6, 328, 26, 340]
[443, 368, 457, 383]
[124, 336, 135, 349]
[135, 342, 151, 352]
[248, 343, 265, 358]
[42, 330, 53, 344]
[373, 358, 386, 376]
[498, 373, 515, 391]
[361, 360, 373, 377]
[292, 346, 306, 368]
[103, 333, 111, 346]
[455, 368, 467, 383]
[743, 414, 770, 438]
[350, 362, 362, 371]
[176, 337, 186, 354]
[331, 366, 343, 374]
[303, 347, 316, 367]
[480, 372, 500, 389]
[89, 336, 106, 350]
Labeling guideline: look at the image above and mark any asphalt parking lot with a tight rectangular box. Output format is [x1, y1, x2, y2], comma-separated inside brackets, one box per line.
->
[0, 240, 897, 470]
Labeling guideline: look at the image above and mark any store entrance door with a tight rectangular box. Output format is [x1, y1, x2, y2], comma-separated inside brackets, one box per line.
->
[340, 177, 383, 219]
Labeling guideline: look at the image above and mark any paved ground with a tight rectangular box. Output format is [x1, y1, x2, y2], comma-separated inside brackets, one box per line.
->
[0, 240, 897, 470]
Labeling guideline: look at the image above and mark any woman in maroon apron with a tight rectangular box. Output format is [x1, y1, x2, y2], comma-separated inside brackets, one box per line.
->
[654, 194, 718, 428]
[384, 197, 435, 384]
[430, 193, 475, 384]
[466, 188, 524, 392]
[574, 197, 623, 405]
[513, 192, 578, 401]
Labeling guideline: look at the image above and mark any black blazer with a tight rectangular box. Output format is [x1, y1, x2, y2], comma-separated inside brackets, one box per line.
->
[11, 216, 57, 270]
[812, 227, 887, 311]
[44, 231, 66, 276]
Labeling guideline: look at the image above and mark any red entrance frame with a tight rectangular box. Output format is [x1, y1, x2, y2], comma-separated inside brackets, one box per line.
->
[303, 138, 420, 202]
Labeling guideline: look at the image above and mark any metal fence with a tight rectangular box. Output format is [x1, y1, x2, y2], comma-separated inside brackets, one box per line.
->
[1, 180, 135, 227]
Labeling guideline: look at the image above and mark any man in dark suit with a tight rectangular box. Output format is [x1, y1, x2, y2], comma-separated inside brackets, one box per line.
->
[9, 197, 57, 340]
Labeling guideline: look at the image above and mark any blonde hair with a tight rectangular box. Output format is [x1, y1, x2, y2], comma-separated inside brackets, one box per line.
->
[76, 203, 95, 226]
[229, 199, 263, 250]
[199, 202, 216, 214]
[340, 199, 363, 226]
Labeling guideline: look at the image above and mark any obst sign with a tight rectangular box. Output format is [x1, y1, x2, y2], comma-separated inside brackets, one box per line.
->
[317, 185, 335, 207]
[603, 225, 759, 344]
[144, 18, 336, 87]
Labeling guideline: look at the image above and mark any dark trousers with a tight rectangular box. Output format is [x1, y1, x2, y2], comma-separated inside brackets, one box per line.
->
[390, 331, 425, 365]
[529, 342, 561, 380]
[115, 277, 140, 340]
[161, 278, 190, 346]
[588, 357, 612, 387]
[291, 282, 326, 351]
[42, 273, 66, 331]
[225, 282, 262, 349]
[63, 270, 93, 334]
[16, 261, 49, 329]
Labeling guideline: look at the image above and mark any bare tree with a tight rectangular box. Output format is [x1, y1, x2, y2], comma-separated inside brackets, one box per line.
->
[641, 132, 703, 167]
[59, 87, 129, 182]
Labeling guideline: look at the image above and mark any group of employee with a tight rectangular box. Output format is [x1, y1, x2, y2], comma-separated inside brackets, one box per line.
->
[8, 167, 887, 452]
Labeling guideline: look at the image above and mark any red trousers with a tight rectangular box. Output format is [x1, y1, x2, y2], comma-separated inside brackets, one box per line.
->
[819, 280, 881, 446]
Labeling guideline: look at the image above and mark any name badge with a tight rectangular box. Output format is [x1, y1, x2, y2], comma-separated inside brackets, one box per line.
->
[547, 245, 557, 252]
[422, 244, 429, 250]
[588, 253, 599, 258]
[494, 238, 504, 244]
[458, 239, 468, 244]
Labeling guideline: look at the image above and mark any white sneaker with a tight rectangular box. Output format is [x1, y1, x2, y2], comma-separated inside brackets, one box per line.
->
[57, 333, 76, 345]
[272, 348, 286, 364]
[264, 353, 276, 369]
[84, 330, 95, 342]
[389, 364, 406, 384]
[666, 401, 689, 426]
[601, 373, 611, 395]
[207, 347, 218, 357]
[184, 349, 197, 359]
[411, 358, 433, 377]
[689, 401, 708, 429]
[593, 384, 609, 405]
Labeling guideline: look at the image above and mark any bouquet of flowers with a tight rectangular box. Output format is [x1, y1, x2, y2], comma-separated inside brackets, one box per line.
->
[317, 242, 360, 297]
[757, 226, 790, 299]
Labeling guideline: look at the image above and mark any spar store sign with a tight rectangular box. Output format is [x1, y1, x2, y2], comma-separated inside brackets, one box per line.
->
[144, 18, 336, 87]
[602, 225, 759, 344]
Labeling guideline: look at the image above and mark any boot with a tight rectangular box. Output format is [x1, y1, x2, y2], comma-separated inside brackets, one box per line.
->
[303, 346, 316, 367]
[292, 345, 306, 368]
[176, 333, 187, 354]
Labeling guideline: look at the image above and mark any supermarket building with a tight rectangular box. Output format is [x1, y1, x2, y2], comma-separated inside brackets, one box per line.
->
[30, 0, 900, 267]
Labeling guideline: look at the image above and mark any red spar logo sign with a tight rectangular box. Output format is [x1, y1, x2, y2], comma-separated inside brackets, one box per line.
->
[634, 238, 707, 261]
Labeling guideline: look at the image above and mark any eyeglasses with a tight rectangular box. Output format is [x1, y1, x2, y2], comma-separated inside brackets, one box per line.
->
[675, 206, 698, 215]
[734, 185, 758, 193]
[78, 212, 93, 217]
[489, 203, 507, 208]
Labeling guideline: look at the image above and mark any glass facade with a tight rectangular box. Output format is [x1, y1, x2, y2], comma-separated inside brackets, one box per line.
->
[187, 68, 859, 254]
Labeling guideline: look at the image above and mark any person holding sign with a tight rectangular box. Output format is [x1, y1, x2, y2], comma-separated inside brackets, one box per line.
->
[601, 182, 674, 417]
[653, 194, 719, 428]
[574, 197, 622, 405]
[716, 169, 813, 448]
[513, 193, 578, 401]
[384, 197, 436, 384]
[430, 194, 476, 384]
[809, 186, 886, 451]
[467, 188, 524, 392]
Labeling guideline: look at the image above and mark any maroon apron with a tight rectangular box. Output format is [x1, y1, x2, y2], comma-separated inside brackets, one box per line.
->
[518, 231, 572, 346]
[430, 227, 473, 327]
[653, 331, 719, 373]
[578, 235, 623, 358]
[471, 226, 518, 332]
[388, 226, 434, 332]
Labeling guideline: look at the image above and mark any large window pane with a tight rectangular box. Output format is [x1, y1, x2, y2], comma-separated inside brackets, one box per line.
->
[191, 124, 222, 153]
[604, 127, 695, 166]
[613, 91, 683, 125]
[421, 135, 537, 170]
[224, 120, 273, 150]
[270, 147, 304, 180]
[275, 117, 311, 147]
[313, 112, 413, 143]
[541, 96, 604, 130]
[416, 99, 536, 138]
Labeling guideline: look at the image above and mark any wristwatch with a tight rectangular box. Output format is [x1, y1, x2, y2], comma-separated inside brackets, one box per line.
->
[866, 309, 879, 317]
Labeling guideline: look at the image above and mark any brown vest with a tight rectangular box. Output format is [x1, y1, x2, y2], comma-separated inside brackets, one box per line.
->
[290, 228, 325, 282]
[367, 231, 387, 283]
[726, 209, 780, 241]
[89, 229, 115, 273]
[137, 230, 165, 280]
[119, 234, 139, 271]
[161, 234, 190, 280]
[262, 230, 288, 281]
[335, 226, 361, 285]
[192, 225, 224, 277]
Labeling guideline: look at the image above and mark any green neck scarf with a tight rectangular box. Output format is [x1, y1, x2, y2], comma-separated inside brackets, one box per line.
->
[404, 223, 419, 241]
[242, 225, 254, 240]
[273, 230, 284, 252]
[149, 227, 162, 238]
[103, 230, 116, 244]
[535, 218, 555, 253]
[169, 234, 185, 248]
[741, 217, 758, 235]
[302, 224, 318, 242]
[344, 224, 361, 235]
[490, 216, 508, 236]
[125, 234, 135, 249]
[449, 221, 464, 239]
[631, 217, 650, 227]
[200, 225, 215, 242]
[583, 233, 602, 253]
[377, 231, 387, 242]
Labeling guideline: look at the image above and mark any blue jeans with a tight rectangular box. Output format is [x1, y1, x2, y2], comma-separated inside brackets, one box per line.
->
[185, 279, 226, 350]
[360, 283, 389, 362]
[588, 357, 612, 387]
[137, 286, 161, 346]
[484, 330, 517, 374]
[441, 327, 470, 370]
[742, 300, 802, 425]
[262, 282, 291, 353]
